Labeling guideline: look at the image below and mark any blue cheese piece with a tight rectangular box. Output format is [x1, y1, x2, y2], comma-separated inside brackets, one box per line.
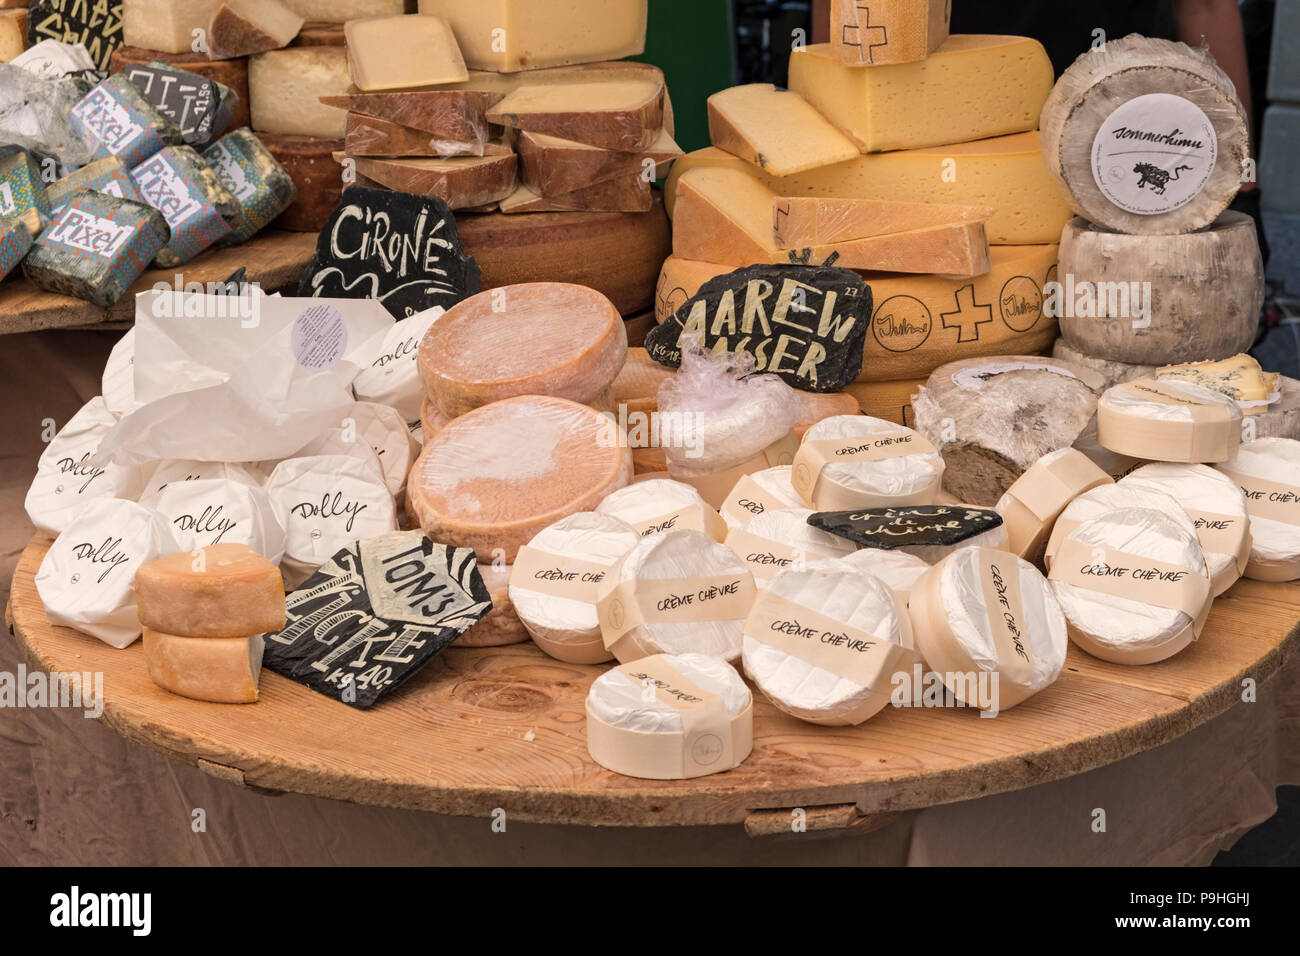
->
[22, 190, 169, 307]
[69, 74, 182, 168]
[1, 214, 35, 283]
[0, 149, 52, 237]
[203, 127, 296, 243]
[46, 156, 144, 216]
[122, 61, 238, 148]
[131, 144, 237, 266]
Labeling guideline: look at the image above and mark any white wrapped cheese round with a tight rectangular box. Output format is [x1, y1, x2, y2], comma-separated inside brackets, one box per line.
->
[1040, 35, 1250, 235]
[909, 546, 1068, 711]
[742, 561, 913, 726]
[1044, 481, 1197, 571]
[996, 447, 1113, 564]
[718, 464, 804, 530]
[586, 652, 753, 780]
[149, 478, 287, 564]
[457, 562, 530, 647]
[102, 328, 143, 417]
[1215, 437, 1300, 581]
[724, 507, 856, 586]
[137, 459, 265, 506]
[791, 415, 944, 511]
[25, 397, 151, 534]
[293, 401, 418, 499]
[1097, 379, 1242, 463]
[1049, 508, 1212, 664]
[509, 512, 641, 663]
[1119, 463, 1250, 595]
[596, 478, 727, 541]
[352, 305, 444, 421]
[841, 549, 930, 605]
[265, 454, 398, 588]
[34, 498, 183, 648]
[596, 529, 757, 664]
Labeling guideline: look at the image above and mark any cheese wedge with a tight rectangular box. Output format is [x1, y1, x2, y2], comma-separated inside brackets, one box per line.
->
[344, 14, 469, 91]
[143, 629, 264, 704]
[1157, 354, 1280, 414]
[344, 152, 517, 208]
[830, 0, 949, 66]
[707, 83, 859, 176]
[773, 196, 994, 246]
[486, 79, 664, 151]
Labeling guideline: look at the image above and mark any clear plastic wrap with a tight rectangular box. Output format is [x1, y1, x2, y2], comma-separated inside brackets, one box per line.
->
[0, 64, 96, 168]
[1044, 481, 1198, 571]
[457, 562, 531, 647]
[796, 414, 945, 508]
[587, 652, 751, 733]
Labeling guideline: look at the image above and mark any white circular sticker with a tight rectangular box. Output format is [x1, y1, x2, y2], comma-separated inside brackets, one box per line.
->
[291, 304, 348, 371]
[1091, 92, 1217, 215]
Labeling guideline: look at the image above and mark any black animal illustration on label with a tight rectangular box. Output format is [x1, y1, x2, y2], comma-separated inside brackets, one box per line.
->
[1133, 162, 1194, 196]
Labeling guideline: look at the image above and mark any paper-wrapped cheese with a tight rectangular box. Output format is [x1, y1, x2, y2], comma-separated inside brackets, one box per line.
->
[292, 402, 418, 500]
[1096, 379, 1242, 463]
[996, 448, 1114, 564]
[718, 465, 805, 530]
[596, 478, 726, 541]
[791, 415, 944, 511]
[724, 507, 855, 586]
[1215, 437, 1300, 581]
[135, 543, 286, 638]
[1043, 481, 1198, 573]
[352, 306, 444, 421]
[147, 478, 286, 564]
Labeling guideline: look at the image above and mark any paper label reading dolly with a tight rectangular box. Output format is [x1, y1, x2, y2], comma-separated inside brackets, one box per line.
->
[977, 549, 1034, 688]
[291, 305, 348, 371]
[510, 546, 614, 603]
[1219, 470, 1300, 527]
[791, 430, 936, 500]
[1092, 93, 1217, 216]
[598, 573, 756, 647]
[1052, 538, 1211, 626]
[616, 656, 734, 775]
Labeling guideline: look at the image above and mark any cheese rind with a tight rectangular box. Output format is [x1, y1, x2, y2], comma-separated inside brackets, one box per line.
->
[0, 10, 26, 63]
[207, 0, 304, 59]
[517, 128, 680, 197]
[486, 79, 663, 151]
[123, 0, 220, 56]
[830, 0, 949, 66]
[135, 543, 286, 638]
[281, 0, 402, 19]
[143, 629, 263, 703]
[1051, 338, 1157, 389]
[772, 196, 994, 246]
[457, 562, 531, 647]
[345, 113, 497, 158]
[707, 83, 859, 176]
[788, 36, 1053, 153]
[249, 47, 349, 138]
[996, 447, 1114, 565]
[346, 152, 517, 208]
[344, 14, 468, 91]
[256, 132, 342, 231]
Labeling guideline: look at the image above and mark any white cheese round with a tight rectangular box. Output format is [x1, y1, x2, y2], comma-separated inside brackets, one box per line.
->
[149, 478, 287, 564]
[996, 447, 1114, 564]
[1044, 481, 1198, 571]
[742, 561, 911, 725]
[724, 506, 856, 586]
[793, 414, 944, 511]
[1097, 379, 1242, 463]
[352, 305, 444, 421]
[509, 512, 641, 662]
[596, 478, 726, 541]
[718, 464, 804, 530]
[1049, 508, 1211, 664]
[1120, 462, 1250, 594]
[1215, 437, 1300, 581]
[841, 549, 930, 604]
[659, 366, 796, 478]
[34, 498, 183, 648]
[292, 401, 418, 499]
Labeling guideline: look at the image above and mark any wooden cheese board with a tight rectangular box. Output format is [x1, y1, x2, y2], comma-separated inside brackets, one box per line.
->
[9, 533, 1298, 828]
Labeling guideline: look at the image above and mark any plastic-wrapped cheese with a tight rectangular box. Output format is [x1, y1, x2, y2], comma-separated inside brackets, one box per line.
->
[352, 305, 444, 421]
[742, 561, 913, 725]
[34, 498, 183, 648]
[718, 464, 805, 530]
[1051, 337, 1157, 389]
[1044, 482, 1197, 572]
[724, 507, 855, 586]
[997, 448, 1113, 564]
[265, 454, 398, 588]
[509, 512, 641, 663]
[791, 414, 944, 511]
[909, 546, 1068, 711]
[457, 562, 530, 647]
[1048, 508, 1212, 664]
[143, 629, 264, 704]
[611, 346, 674, 416]
[407, 396, 633, 563]
[149, 478, 287, 563]
[596, 478, 726, 541]
[134, 543, 286, 638]
[1096, 379, 1242, 463]
[596, 529, 757, 664]
[1120, 463, 1250, 595]
[418, 282, 626, 418]
[292, 401, 418, 499]
[1215, 437, 1300, 581]
[586, 652, 753, 780]
[420, 396, 452, 442]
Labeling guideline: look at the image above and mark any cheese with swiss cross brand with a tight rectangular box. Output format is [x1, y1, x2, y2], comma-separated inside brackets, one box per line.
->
[829, 0, 948, 66]
[134, 542, 285, 638]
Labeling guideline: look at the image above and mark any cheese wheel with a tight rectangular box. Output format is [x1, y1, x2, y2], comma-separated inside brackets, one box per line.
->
[718, 464, 805, 530]
[456, 562, 530, 647]
[135, 543, 286, 639]
[419, 396, 452, 442]
[996, 447, 1114, 564]
[596, 529, 756, 664]
[257, 132, 344, 232]
[1043, 481, 1197, 573]
[611, 346, 674, 416]
[1056, 214, 1262, 365]
[1096, 379, 1242, 463]
[142, 629, 264, 704]
[793, 415, 945, 511]
[418, 282, 626, 418]
[908, 547, 1067, 710]
[585, 652, 753, 780]
[724, 507, 856, 586]
[742, 562, 911, 725]
[407, 396, 633, 563]
[1215, 437, 1300, 581]
[911, 355, 1105, 505]
[1040, 35, 1249, 235]
[1119, 463, 1250, 595]
[596, 478, 726, 542]
[1246, 376, 1300, 441]
[1051, 337, 1157, 388]
[1048, 508, 1211, 664]
[844, 378, 924, 427]
[509, 512, 640, 662]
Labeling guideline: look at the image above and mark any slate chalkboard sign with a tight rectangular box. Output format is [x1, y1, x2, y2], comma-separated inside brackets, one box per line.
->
[262, 532, 492, 709]
[644, 263, 870, 393]
[808, 505, 1004, 550]
[28, 0, 124, 72]
[297, 186, 481, 318]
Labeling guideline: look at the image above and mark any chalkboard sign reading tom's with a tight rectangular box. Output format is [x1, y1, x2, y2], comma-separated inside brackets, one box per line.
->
[644, 263, 870, 393]
[297, 186, 481, 319]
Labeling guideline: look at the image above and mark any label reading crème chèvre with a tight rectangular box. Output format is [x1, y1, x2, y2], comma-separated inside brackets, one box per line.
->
[1052, 538, 1211, 631]
[630, 507, 710, 538]
[614, 656, 734, 774]
[723, 528, 813, 583]
[511, 546, 613, 603]
[598, 573, 756, 647]
[720, 473, 792, 525]
[976, 549, 1035, 688]
[1092, 93, 1217, 216]
[791, 430, 936, 500]
[1218, 470, 1300, 527]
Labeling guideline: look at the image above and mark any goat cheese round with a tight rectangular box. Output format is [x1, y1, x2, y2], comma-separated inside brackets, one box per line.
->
[1215, 437, 1300, 581]
[718, 465, 805, 530]
[724, 507, 856, 586]
[792, 414, 944, 511]
[1097, 379, 1242, 463]
[596, 478, 727, 541]
[1044, 481, 1198, 571]
[996, 447, 1113, 564]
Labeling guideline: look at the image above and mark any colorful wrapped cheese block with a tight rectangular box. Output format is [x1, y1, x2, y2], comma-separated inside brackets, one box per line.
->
[203, 127, 297, 243]
[46, 157, 144, 216]
[121, 60, 240, 148]
[68, 75, 182, 169]
[0, 214, 34, 281]
[131, 145, 237, 266]
[22, 191, 170, 307]
[0, 149, 51, 237]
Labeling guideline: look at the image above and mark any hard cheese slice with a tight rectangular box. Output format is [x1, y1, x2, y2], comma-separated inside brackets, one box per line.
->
[323, 87, 499, 143]
[773, 196, 994, 246]
[498, 176, 651, 214]
[208, 0, 304, 59]
[487, 79, 664, 151]
[249, 46, 349, 138]
[345, 112, 503, 157]
[344, 13, 468, 91]
[707, 83, 859, 176]
[830, 0, 949, 66]
[344, 152, 517, 208]
[517, 128, 680, 196]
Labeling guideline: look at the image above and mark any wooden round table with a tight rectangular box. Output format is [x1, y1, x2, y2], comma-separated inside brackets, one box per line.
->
[9, 535, 1298, 835]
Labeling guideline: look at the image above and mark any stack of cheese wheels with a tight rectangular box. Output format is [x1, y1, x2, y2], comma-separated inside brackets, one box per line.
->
[718, 465, 805, 530]
[1096, 379, 1242, 463]
[508, 512, 641, 663]
[723, 507, 856, 587]
[610, 347, 675, 473]
[585, 653, 753, 780]
[1215, 437, 1300, 581]
[407, 395, 633, 563]
[418, 282, 627, 418]
[596, 478, 727, 541]
[1119, 463, 1251, 595]
[997, 448, 1114, 564]
[791, 415, 945, 511]
[595, 529, 757, 663]
[1044, 482, 1198, 572]
[133, 544, 286, 704]
[1051, 339, 1157, 388]
[742, 560, 913, 726]
[1048, 508, 1212, 664]
[908, 546, 1068, 711]
[457, 562, 530, 647]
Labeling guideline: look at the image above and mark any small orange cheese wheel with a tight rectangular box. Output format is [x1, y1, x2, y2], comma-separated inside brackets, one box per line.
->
[143, 629, 264, 704]
[135, 543, 286, 638]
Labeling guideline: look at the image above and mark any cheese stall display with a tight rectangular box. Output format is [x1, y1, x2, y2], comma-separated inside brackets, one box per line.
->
[11, 0, 1299, 811]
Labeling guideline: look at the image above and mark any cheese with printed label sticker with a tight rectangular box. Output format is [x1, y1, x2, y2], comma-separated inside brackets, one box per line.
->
[1215, 437, 1300, 581]
[792, 415, 944, 511]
